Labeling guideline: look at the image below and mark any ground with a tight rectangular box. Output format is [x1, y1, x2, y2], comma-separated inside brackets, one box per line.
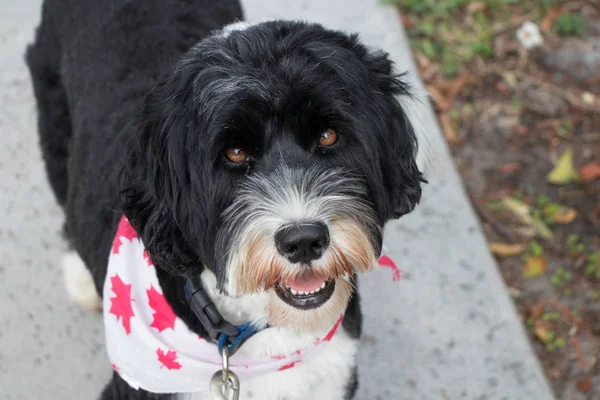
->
[393, 0, 600, 398]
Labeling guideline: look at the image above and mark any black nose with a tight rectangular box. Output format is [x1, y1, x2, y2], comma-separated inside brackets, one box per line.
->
[275, 223, 330, 263]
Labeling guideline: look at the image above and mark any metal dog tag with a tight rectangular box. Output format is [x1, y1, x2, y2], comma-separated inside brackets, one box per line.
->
[210, 370, 240, 400]
[210, 347, 240, 400]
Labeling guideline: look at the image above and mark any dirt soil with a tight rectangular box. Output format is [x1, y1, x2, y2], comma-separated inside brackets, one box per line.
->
[396, 0, 600, 398]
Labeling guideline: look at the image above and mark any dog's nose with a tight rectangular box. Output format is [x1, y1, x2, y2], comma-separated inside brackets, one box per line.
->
[275, 223, 329, 263]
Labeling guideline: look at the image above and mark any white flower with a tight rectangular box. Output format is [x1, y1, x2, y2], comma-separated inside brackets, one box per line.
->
[516, 21, 543, 50]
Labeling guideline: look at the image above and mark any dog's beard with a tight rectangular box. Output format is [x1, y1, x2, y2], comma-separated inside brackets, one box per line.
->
[217, 166, 380, 332]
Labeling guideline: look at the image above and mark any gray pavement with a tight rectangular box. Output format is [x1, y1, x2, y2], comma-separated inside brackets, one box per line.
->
[0, 0, 554, 399]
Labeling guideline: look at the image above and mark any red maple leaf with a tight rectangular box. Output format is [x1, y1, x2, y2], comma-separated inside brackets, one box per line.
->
[278, 359, 301, 371]
[157, 348, 182, 370]
[112, 217, 138, 254]
[147, 285, 177, 332]
[109, 274, 135, 334]
[378, 255, 401, 281]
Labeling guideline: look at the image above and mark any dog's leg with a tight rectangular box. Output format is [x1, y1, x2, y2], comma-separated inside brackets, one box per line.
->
[26, 3, 72, 207]
[62, 251, 102, 312]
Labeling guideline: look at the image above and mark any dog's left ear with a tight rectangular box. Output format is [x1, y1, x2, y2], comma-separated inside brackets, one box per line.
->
[363, 50, 425, 220]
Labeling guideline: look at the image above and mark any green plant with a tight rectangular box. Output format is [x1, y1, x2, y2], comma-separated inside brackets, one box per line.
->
[554, 14, 585, 37]
[550, 267, 572, 288]
[586, 252, 600, 278]
[546, 336, 565, 352]
[541, 311, 560, 322]
[566, 234, 585, 254]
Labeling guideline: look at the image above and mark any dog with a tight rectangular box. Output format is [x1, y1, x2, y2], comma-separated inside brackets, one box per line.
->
[26, 0, 427, 398]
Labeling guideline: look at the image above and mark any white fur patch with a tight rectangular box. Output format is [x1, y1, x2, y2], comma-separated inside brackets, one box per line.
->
[181, 271, 357, 400]
[61, 251, 102, 312]
[220, 21, 251, 38]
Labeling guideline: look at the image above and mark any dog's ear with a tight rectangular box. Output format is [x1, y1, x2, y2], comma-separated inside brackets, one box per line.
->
[363, 51, 425, 220]
[119, 78, 206, 275]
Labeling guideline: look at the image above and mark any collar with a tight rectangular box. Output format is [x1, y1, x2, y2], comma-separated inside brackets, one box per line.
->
[103, 217, 345, 393]
[184, 275, 261, 356]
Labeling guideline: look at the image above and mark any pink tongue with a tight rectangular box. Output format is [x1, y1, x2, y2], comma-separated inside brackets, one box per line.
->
[287, 276, 326, 292]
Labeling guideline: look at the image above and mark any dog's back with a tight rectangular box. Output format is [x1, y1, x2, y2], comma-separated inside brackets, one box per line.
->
[26, 0, 243, 283]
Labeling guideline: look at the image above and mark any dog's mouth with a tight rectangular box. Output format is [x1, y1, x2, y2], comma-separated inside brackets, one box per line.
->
[273, 272, 335, 310]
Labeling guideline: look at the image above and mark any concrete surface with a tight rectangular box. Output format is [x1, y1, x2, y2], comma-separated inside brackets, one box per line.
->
[0, 0, 555, 399]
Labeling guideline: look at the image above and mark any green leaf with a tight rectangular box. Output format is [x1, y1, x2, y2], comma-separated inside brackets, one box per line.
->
[547, 147, 581, 185]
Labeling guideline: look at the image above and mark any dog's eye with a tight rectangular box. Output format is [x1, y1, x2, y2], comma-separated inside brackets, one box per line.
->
[319, 129, 338, 148]
[225, 148, 249, 164]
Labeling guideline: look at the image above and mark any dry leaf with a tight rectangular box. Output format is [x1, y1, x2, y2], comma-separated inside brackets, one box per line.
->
[534, 324, 553, 344]
[576, 378, 592, 393]
[552, 207, 577, 224]
[427, 85, 452, 111]
[579, 161, 600, 183]
[439, 113, 458, 142]
[503, 197, 533, 225]
[490, 242, 525, 257]
[498, 162, 522, 173]
[541, 5, 562, 33]
[530, 303, 545, 319]
[532, 214, 554, 240]
[466, 1, 486, 14]
[523, 255, 548, 278]
[547, 147, 581, 185]
[582, 91, 596, 105]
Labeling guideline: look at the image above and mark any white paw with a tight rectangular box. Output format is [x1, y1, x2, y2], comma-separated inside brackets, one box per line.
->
[62, 251, 102, 312]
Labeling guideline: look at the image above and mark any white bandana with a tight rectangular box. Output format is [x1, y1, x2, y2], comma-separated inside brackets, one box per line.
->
[102, 217, 349, 394]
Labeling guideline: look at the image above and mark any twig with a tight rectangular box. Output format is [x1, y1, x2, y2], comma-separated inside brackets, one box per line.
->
[572, 334, 591, 369]
[484, 66, 600, 114]
[547, 298, 600, 342]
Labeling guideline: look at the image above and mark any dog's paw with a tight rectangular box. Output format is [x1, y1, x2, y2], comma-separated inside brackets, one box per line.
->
[62, 251, 102, 312]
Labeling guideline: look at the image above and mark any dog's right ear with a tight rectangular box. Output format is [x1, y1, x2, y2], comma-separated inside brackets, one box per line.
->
[119, 78, 205, 276]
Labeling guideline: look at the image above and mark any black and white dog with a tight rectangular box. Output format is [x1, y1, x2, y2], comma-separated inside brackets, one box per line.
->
[27, 0, 428, 398]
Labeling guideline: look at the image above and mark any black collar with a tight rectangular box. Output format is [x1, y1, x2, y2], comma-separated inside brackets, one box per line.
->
[184, 275, 239, 345]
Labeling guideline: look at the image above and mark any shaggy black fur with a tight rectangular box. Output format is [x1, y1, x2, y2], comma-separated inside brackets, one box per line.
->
[27, 0, 423, 398]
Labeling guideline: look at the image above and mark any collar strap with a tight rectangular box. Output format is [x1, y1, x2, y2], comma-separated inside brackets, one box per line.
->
[184, 276, 261, 355]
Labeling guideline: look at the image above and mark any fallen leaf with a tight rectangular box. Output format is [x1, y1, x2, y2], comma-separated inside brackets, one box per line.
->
[534, 323, 553, 344]
[439, 113, 458, 142]
[530, 302, 545, 319]
[551, 206, 577, 224]
[532, 214, 554, 240]
[582, 91, 596, 105]
[427, 85, 452, 111]
[576, 378, 592, 393]
[489, 242, 525, 257]
[579, 161, 600, 183]
[502, 72, 518, 89]
[497, 162, 522, 173]
[446, 72, 469, 101]
[547, 147, 581, 185]
[514, 124, 529, 136]
[503, 197, 533, 225]
[523, 255, 548, 278]
[466, 1, 486, 14]
[541, 5, 563, 33]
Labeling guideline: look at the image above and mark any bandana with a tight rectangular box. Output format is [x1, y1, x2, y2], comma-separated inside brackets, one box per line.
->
[103, 217, 401, 393]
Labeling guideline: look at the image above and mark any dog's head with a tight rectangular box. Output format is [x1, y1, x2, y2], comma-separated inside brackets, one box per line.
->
[121, 21, 425, 331]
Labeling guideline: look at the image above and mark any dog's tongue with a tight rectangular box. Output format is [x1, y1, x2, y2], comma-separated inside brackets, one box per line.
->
[287, 276, 326, 292]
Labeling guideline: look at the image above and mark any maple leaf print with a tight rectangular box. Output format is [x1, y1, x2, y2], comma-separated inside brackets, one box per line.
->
[157, 348, 182, 370]
[112, 217, 138, 254]
[143, 250, 153, 267]
[378, 255, 401, 281]
[278, 359, 301, 371]
[147, 285, 177, 332]
[109, 274, 135, 334]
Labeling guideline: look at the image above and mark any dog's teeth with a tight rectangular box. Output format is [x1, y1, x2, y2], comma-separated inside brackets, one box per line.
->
[309, 290, 315, 294]
[300, 291, 307, 295]
[290, 289, 298, 295]
[320, 282, 326, 289]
